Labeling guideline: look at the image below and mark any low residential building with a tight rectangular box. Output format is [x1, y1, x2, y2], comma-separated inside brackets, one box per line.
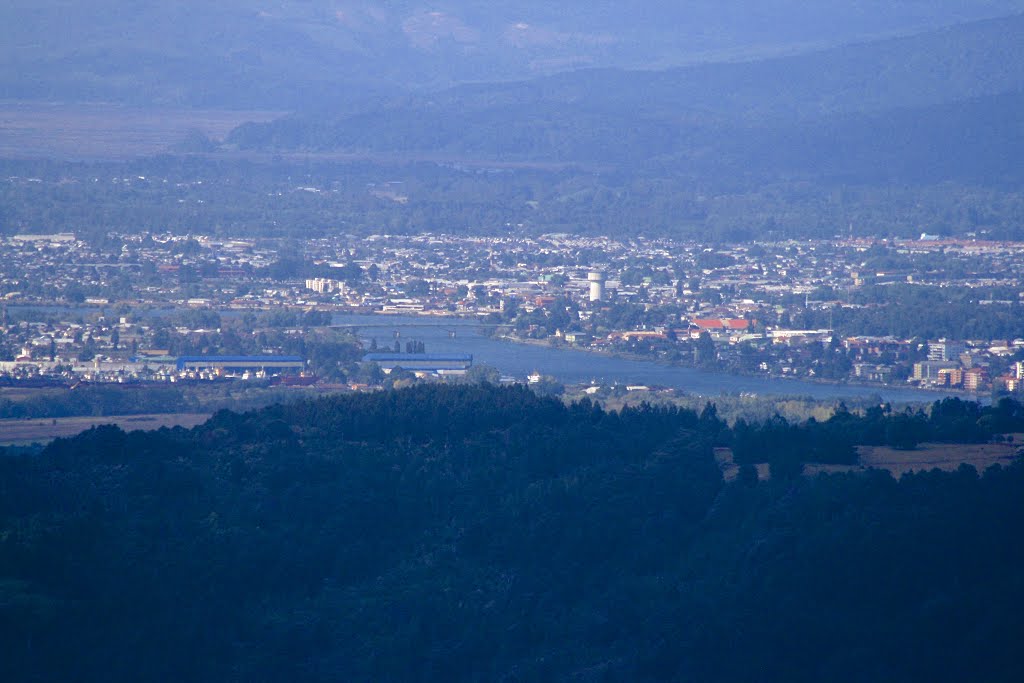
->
[853, 363, 894, 383]
[963, 367, 989, 392]
[913, 361, 959, 382]
[937, 367, 964, 387]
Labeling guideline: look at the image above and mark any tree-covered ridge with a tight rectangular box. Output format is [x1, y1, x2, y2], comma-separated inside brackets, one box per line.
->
[215, 15, 1024, 233]
[1, 385, 1023, 681]
[228, 15, 1024, 165]
[5, 156, 1022, 241]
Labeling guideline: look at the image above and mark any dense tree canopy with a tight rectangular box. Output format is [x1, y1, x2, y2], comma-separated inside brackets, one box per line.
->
[1, 385, 1022, 681]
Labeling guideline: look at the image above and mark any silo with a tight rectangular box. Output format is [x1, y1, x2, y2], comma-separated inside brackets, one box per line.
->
[588, 271, 606, 302]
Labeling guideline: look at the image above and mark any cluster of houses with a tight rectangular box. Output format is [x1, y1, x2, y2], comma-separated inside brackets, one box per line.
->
[2, 231, 1023, 393]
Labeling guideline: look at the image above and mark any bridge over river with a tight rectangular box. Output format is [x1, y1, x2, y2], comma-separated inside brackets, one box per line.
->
[331, 319, 514, 338]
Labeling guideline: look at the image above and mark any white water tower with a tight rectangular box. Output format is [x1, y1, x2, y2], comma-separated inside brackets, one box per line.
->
[588, 271, 606, 302]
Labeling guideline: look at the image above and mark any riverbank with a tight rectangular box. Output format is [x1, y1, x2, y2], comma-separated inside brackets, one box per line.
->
[492, 332, 977, 402]
[334, 315, 962, 403]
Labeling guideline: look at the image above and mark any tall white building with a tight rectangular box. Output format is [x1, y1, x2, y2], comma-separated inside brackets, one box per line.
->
[928, 339, 964, 362]
[305, 278, 344, 295]
[588, 271, 606, 302]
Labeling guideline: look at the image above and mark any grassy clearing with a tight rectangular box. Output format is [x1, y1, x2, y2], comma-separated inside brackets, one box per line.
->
[0, 413, 211, 446]
[833, 440, 1024, 477]
[716, 438, 1024, 480]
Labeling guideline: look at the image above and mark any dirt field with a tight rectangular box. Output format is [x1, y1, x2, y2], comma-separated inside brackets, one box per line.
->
[0, 413, 211, 446]
[716, 437, 1024, 480]
[813, 439, 1024, 477]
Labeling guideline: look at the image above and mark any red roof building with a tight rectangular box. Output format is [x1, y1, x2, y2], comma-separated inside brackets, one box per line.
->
[690, 318, 752, 331]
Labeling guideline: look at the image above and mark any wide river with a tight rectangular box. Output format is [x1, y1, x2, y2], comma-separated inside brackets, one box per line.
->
[334, 314, 969, 404]
[7, 305, 973, 403]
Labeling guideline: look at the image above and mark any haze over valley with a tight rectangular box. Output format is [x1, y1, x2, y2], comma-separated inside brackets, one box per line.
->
[3, 5, 1024, 683]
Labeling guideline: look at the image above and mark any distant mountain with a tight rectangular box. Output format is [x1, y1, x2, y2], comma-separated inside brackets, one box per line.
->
[1, 1, 1024, 106]
[225, 14, 1024, 186]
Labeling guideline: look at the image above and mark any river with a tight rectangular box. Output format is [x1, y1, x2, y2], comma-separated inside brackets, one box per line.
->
[7, 305, 972, 402]
[333, 314, 970, 404]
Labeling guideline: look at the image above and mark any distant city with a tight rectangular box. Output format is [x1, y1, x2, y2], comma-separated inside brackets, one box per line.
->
[2, 231, 1022, 396]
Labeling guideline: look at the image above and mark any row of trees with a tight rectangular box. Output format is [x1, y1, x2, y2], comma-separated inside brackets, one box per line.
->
[3, 156, 1023, 243]
[733, 397, 1024, 472]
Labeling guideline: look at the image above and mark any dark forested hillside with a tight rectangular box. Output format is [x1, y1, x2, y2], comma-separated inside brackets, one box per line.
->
[1, 385, 1023, 682]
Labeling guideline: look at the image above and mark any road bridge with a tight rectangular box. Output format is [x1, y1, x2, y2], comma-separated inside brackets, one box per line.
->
[329, 322, 514, 330]
[330, 321, 514, 339]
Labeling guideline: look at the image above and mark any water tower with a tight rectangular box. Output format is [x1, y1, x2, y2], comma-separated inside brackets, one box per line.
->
[588, 271, 606, 302]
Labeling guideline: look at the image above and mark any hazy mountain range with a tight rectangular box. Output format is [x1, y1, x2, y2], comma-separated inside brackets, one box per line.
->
[225, 14, 1024, 186]
[2, 1, 1024, 106]
[2, 3, 1022, 239]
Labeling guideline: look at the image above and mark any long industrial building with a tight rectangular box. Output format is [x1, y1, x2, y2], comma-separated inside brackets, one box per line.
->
[175, 356, 305, 372]
[362, 353, 472, 375]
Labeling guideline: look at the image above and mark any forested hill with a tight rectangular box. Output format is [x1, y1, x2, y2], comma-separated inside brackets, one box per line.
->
[3, 1, 1023, 106]
[229, 14, 1024, 151]
[224, 15, 1024, 189]
[2, 385, 1024, 681]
